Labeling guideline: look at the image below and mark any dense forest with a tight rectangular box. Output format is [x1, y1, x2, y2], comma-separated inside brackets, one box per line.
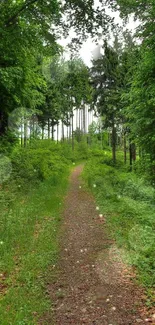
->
[0, 1, 155, 324]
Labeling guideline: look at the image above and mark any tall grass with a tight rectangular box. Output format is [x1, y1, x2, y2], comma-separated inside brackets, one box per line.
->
[83, 150, 155, 304]
[0, 175, 69, 325]
[0, 140, 74, 324]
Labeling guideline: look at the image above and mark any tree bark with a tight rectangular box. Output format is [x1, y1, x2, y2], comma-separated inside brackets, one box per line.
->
[112, 123, 116, 164]
[72, 112, 74, 151]
[0, 110, 8, 137]
[79, 109, 81, 130]
[48, 118, 50, 139]
[5, 0, 38, 27]
[83, 105, 86, 134]
[76, 109, 79, 129]
[129, 141, 136, 170]
[62, 121, 64, 141]
[51, 121, 54, 140]
[124, 131, 127, 164]
[42, 126, 44, 140]
[129, 141, 132, 170]
[57, 122, 59, 143]
[21, 117, 24, 147]
[24, 116, 28, 147]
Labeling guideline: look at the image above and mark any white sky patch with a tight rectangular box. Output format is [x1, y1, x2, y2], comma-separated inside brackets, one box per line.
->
[58, 2, 140, 67]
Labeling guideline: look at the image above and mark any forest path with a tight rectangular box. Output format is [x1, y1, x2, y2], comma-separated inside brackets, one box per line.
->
[41, 165, 146, 325]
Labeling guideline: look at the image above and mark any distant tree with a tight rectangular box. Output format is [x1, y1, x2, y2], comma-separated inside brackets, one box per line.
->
[91, 41, 121, 163]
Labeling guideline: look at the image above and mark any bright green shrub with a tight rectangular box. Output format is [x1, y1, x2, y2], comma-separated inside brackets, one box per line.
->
[11, 141, 70, 186]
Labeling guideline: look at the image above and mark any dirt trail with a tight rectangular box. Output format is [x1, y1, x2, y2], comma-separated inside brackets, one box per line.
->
[44, 165, 148, 325]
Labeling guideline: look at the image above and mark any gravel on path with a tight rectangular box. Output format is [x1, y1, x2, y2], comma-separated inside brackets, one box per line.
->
[40, 165, 150, 325]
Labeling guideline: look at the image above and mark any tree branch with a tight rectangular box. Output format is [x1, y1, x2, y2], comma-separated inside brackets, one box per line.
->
[5, 0, 39, 27]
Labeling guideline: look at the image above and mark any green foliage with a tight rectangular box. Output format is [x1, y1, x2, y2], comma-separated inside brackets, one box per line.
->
[91, 41, 121, 125]
[0, 175, 68, 325]
[110, 0, 155, 178]
[0, 0, 108, 138]
[0, 140, 74, 324]
[10, 140, 71, 186]
[91, 41, 124, 162]
[73, 138, 90, 161]
[40, 57, 93, 135]
[83, 151, 155, 289]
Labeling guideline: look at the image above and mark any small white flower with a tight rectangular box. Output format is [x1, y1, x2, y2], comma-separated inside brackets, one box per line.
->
[111, 307, 116, 311]
[99, 214, 103, 218]
[93, 184, 96, 188]
[80, 249, 83, 253]
[96, 206, 99, 211]
[106, 298, 110, 302]
[0, 241, 4, 245]
[92, 265, 95, 268]
[77, 260, 80, 263]
[79, 186, 81, 189]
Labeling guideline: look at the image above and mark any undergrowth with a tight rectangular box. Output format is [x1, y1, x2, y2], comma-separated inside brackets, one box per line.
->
[0, 140, 73, 325]
[0, 177, 70, 325]
[83, 150, 155, 305]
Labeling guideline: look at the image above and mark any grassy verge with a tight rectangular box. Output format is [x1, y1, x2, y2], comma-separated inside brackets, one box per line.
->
[83, 150, 155, 306]
[0, 175, 69, 325]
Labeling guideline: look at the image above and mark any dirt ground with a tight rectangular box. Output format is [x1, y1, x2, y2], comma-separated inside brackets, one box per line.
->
[40, 165, 154, 325]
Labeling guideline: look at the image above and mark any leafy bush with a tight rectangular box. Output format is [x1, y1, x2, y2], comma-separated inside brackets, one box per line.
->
[11, 141, 71, 186]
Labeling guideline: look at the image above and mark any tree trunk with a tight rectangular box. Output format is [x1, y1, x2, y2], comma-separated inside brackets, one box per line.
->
[112, 123, 116, 163]
[0, 110, 8, 137]
[57, 122, 59, 143]
[101, 130, 103, 150]
[124, 131, 127, 164]
[69, 115, 72, 140]
[62, 121, 64, 141]
[67, 124, 69, 141]
[129, 141, 136, 170]
[29, 117, 33, 141]
[132, 143, 136, 162]
[85, 105, 87, 133]
[76, 109, 79, 129]
[42, 126, 44, 140]
[72, 112, 74, 151]
[129, 141, 132, 170]
[79, 109, 81, 130]
[81, 108, 83, 133]
[32, 115, 35, 138]
[51, 121, 54, 140]
[24, 116, 28, 147]
[21, 117, 24, 147]
[83, 105, 86, 134]
[48, 118, 50, 139]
